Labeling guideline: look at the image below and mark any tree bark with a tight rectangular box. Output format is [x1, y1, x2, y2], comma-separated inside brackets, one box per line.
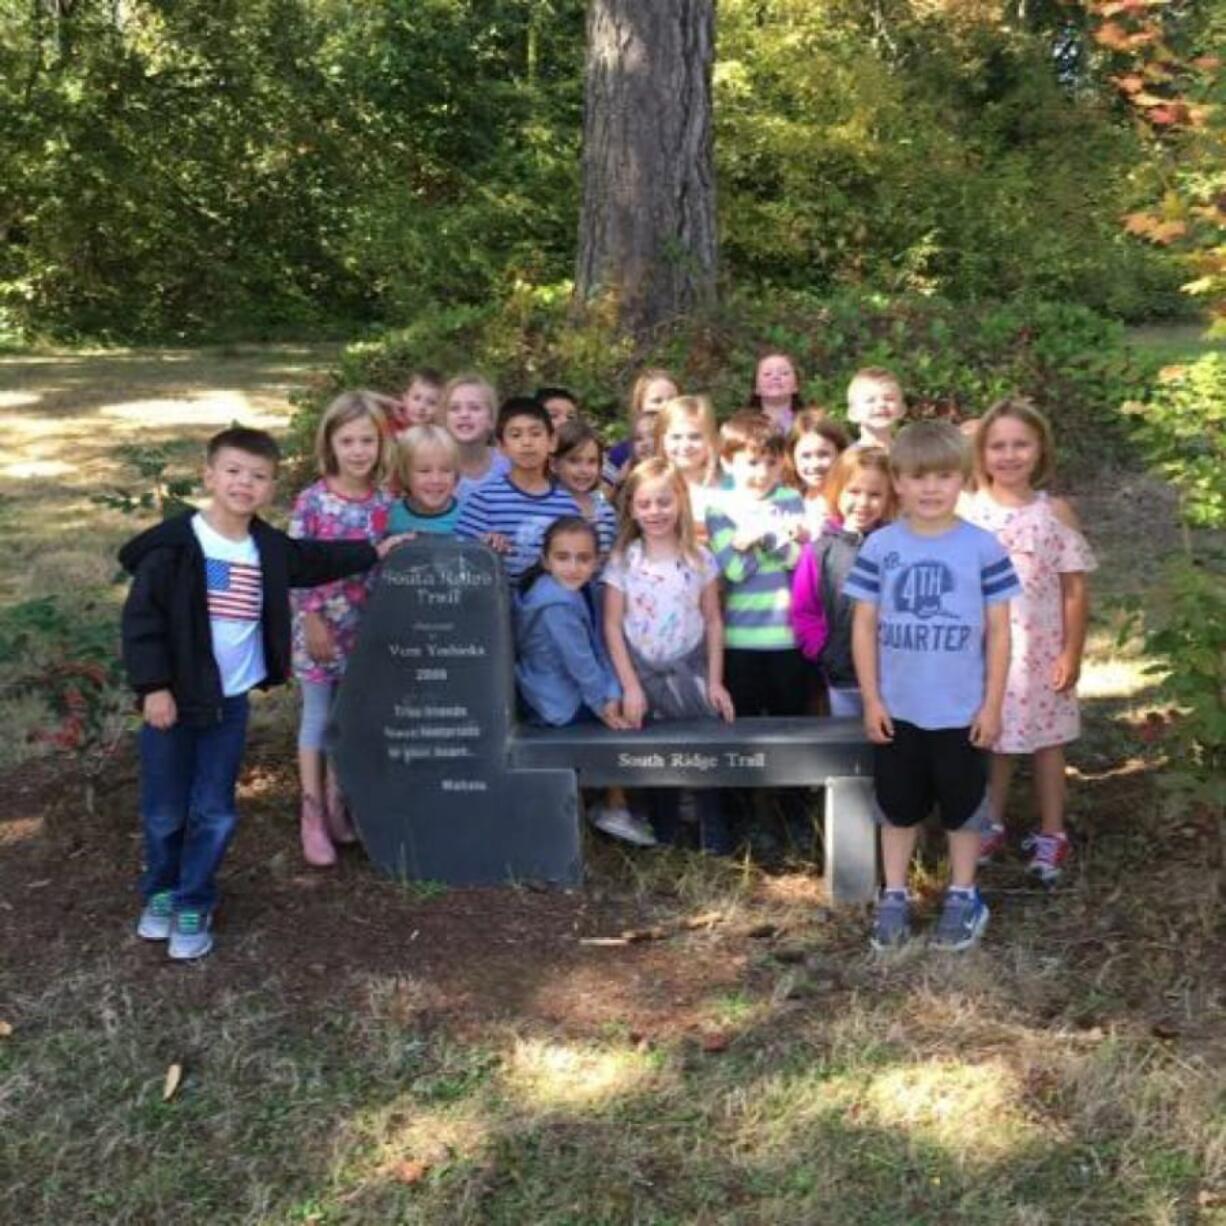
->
[575, 0, 717, 336]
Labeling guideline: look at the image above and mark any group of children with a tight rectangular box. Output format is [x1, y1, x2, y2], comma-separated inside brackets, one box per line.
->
[119, 353, 1096, 960]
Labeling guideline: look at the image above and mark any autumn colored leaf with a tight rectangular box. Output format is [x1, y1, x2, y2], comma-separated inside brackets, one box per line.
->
[1094, 21, 1133, 50]
[1149, 220, 1189, 244]
[391, 1159, 430, 1186]
[0, 1020, 13, 1038]
[163, 1062, 183, 1101]
[1145, 105, 1179, 126]
[1114, 73, 1146, 93]
[1123, 211, 1159, 235]
[1128, 90, 1171, 108]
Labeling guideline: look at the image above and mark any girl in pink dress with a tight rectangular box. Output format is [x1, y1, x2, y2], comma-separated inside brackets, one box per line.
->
[290, 392, 394, 867]
[963, 398, 1096, 883]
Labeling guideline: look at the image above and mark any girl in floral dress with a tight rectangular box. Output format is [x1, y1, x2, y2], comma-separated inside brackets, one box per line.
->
[963, 398, 1097, 883]
[290, 392, 394, 866]
[602, 459, 735, 852]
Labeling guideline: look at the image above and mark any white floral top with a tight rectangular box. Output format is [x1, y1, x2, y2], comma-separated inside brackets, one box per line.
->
[602, 540, 718, 665]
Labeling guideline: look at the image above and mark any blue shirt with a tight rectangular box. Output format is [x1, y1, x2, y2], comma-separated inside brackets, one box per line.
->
[387, 497, 461, 536]
[843, 518, 1020, 729]
[455, 476, 582, 582]
[514, 576, 620, 726]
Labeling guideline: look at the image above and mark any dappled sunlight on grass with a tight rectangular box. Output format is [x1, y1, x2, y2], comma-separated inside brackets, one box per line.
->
[98, 390, 286, 429]
[0, 458, 76, 479]
[0, 391, 41, 409]
[504, 1035, 662, 1109]
[1080, 654, 1162, 702]
[865, 1060, 1022, 1159]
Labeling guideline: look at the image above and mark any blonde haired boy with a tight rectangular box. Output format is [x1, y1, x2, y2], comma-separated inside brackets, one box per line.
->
[844, 421, 1020, 952]
[847, 367, 906, 450]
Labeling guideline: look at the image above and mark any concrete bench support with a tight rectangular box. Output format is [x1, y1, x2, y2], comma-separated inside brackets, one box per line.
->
[823, 776, 879, 905]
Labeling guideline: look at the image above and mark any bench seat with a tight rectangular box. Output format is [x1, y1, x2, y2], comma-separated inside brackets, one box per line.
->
[509, 716, 879, 904]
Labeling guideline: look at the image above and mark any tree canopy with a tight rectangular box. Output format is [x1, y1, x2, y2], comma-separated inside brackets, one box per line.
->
[0, 0, 1206, 339]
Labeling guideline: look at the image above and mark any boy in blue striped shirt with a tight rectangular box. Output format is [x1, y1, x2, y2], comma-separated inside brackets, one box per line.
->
[844, 421, 1020, 953]
[456, 397, 581, 581]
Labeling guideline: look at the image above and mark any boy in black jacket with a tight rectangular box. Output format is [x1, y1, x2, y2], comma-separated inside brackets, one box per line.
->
[120, 426, 404, 960]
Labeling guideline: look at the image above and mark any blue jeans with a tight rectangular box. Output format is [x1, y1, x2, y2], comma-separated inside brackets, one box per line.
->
[139, 694, 249, 912]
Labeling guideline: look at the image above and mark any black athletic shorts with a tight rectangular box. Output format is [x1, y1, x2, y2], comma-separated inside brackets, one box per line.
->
[872, 719, 992, 832]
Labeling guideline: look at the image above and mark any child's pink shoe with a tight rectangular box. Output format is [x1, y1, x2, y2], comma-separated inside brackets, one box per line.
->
[300, 796, 337, 867]
[1023, 831, 1071, 884]
[324, 772, 357, 845]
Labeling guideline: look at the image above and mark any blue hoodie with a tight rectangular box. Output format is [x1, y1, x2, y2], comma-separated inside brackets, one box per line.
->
[514, 575, 620, 726]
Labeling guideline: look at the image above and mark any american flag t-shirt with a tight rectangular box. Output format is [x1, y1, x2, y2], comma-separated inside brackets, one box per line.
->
[205, 557, 262, 621]
[191, 513, 267, 697]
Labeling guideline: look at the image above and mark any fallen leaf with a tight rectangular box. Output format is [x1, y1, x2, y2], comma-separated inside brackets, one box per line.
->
[0, 1020, 12, 1038]
[579, 936, 629, 947]
[391, 1159, 430, 1186]
[700, 1032, 731, 1053]
[163, 1062, 183, 1101]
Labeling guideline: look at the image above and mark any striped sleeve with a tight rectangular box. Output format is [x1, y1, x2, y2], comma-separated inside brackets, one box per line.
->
[455, 489, 491, 540]
[705, 506, 758, 584]
[843, 547, 882, 603]
[981, 549, 1022, 603]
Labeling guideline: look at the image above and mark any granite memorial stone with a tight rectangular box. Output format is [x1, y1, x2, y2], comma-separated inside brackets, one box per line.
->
[330, 536, 581, 886]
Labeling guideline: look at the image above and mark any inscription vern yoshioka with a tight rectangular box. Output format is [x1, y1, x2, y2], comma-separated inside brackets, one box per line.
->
[329, 537, 580, 885]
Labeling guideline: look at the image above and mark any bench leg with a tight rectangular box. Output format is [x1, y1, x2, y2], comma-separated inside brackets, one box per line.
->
[824, 777, 879, 905]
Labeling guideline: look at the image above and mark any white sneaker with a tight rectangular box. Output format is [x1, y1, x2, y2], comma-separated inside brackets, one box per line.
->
[136, 891, 173, 941]
[168, 910, 214, 961]
[590, 805, 657, 847]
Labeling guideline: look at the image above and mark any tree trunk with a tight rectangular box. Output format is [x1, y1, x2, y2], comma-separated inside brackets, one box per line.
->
[575, 0, 717, 336]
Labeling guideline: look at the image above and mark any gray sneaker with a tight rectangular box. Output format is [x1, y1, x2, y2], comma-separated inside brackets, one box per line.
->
[930, 889, 990, 952]
[136, 891, 173, 941]
[168, 909, 214, 961]
[870, 890, 912, 951]
[590, 805, 657, 847]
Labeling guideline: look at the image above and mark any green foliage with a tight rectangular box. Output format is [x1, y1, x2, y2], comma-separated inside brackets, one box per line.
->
[0, 594, 130, 812]
[715, 0, 1184, 319]
[92, 443, 199, 519]
[289, 286, 1146, 475]
[1120, 351, 1226, 823]
[0, 0, 585, 339]
[0, 0, 1190, 341]
[1123, 355, 1226, 528]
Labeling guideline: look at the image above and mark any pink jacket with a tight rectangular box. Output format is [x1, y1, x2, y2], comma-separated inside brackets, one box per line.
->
[789, 540, 829, 662]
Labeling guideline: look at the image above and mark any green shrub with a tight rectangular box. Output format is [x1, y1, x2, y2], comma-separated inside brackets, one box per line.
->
[289, 286, 1149, 480]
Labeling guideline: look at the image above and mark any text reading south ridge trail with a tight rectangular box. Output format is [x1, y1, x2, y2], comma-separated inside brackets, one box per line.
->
[618, 751, 767, 771]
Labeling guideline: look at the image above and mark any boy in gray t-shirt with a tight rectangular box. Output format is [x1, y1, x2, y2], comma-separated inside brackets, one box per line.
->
[844, 422, 1019, 953]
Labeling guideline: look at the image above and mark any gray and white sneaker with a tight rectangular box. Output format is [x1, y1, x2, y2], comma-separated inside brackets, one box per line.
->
[930, 889, 990, 952]
[168, 909, 214, 961]
[137, 891, 173, 941]
[589, 805, 657, 847]
[870, 889, 912, 952]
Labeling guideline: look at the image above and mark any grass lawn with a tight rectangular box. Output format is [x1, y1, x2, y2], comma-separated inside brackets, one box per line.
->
[0, 340, 1222, 1224]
